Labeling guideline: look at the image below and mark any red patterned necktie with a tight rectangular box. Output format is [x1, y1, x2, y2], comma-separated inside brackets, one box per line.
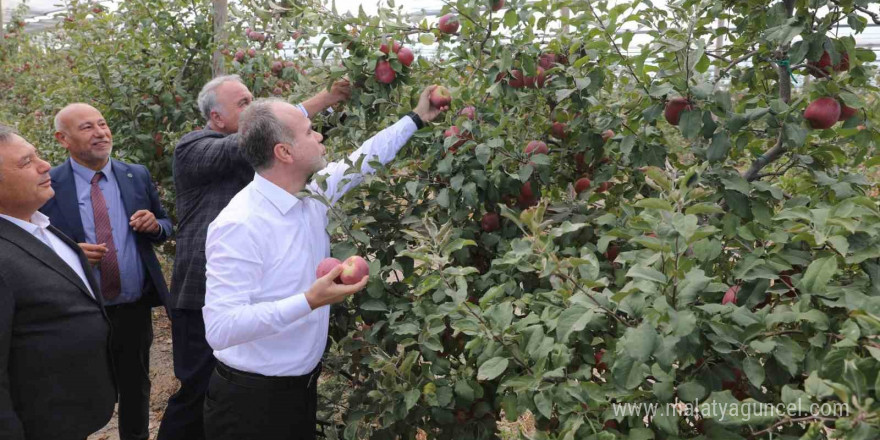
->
[90, 171, 121, 300]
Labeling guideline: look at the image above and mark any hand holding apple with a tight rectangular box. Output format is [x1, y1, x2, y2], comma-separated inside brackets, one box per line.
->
[414, 85, 450, 123]
[305, 259, 368, 310]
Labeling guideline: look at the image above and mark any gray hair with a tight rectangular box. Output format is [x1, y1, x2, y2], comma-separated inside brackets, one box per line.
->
[238, 98, 295, 171]
[197, 74, 245, 121]
[0, 124, 18, 180]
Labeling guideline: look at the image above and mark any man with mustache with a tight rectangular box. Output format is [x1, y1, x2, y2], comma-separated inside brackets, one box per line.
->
[40, 103, 173, 440]
[0, 124, 116, 440]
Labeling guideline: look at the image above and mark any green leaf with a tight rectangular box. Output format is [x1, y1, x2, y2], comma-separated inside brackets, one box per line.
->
[556, 307, 595, 342]
[635, 198, 674, 211]
[418, 33, 435, 45]
[477, 357, 509, 381]
[743, 357, 765, 387]
[707, 132, 731, 162]
[783, 123, 808, 148]
[678, 381, 707, 401]
[799, 256, 837, 294]
[679, 110, 702, 139]
[534, 391, 553, 419]
[404, 389, 420, 411]
[475, 143, 491, 165]
[805, 371, 834, 398]
[627, 266, 668, 284]
[624, 323, 659, 362]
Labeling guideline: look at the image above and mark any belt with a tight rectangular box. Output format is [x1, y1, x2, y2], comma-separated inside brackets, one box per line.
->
[215, 361, 322, 390]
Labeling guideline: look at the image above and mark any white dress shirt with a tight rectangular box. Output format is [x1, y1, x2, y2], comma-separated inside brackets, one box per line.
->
[0, 211, 96, 298]
[204, 116, 418, 376]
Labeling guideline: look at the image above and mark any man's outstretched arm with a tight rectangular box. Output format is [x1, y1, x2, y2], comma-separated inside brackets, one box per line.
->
[299, 80, 352, 118]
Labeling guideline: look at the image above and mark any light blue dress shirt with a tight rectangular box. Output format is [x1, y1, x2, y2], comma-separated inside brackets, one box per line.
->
[70, 159, 145, 305]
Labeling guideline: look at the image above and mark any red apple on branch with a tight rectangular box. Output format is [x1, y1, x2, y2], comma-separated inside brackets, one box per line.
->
[575, 177, 591, 194]
[459, 106, 476, 120]
[804, 97, 841, 129]
[602, 129, 615, 142]
[664, 97, 692, 126]
[397, 47, 414, 67]
[509, 70, 525, 88]
[524, 140, 548, 156]
[375, 60, 396, 84]
[481, 213, 500, 232]
[438, 14, 460, 34]
[722, 285, 740, 305]
[551, 122, 567, 139]
[838, 103, 857, 121]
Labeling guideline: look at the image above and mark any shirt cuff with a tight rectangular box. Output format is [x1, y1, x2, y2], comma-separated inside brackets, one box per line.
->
[296, 103, 309, 119]
[277, 292, 313, 323]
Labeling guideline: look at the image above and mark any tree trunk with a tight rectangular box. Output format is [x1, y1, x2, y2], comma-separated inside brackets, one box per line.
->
[212, 0, 228, 77]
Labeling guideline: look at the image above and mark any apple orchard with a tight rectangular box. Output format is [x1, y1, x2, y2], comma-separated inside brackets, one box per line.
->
[2, 0, 880, 439]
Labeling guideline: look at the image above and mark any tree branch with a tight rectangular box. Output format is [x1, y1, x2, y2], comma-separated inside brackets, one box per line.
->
[741, 0, 795, 181]
[584, 1, 651, 96]
[714, 50, 759, 84]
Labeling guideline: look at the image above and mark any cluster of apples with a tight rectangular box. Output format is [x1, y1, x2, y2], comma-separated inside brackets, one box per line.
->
[374, 38, 416, 84]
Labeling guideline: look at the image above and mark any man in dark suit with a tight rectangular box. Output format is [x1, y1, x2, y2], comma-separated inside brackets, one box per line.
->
[0, 124, 116, 440]
[39, 103, 173, 440]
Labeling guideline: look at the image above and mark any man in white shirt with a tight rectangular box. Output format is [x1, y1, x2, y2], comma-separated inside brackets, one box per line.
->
[202, 86, 447, 439]
[0, 125, 116, 440]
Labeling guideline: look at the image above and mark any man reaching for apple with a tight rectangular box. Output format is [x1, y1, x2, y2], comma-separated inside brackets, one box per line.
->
[200, 85, 447, 440]
[159, 75, 351, 440]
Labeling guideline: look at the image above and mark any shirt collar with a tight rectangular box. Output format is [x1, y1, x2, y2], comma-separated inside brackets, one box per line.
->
[253, 173, 300, 215]
[0, 211, 51, 235]
[70, 157, 113, 183]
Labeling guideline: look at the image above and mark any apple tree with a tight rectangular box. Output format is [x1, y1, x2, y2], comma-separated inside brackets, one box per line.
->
[268, 0, 880, 438]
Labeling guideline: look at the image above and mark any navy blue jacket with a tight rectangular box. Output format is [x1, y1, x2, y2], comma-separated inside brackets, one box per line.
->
[40, 158, 173, 308]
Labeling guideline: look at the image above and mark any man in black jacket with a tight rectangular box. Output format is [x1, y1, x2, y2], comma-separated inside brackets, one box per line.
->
[39, 103, 173, 440]
[158, 75, 351, 440]
[0, 124, 116, 440]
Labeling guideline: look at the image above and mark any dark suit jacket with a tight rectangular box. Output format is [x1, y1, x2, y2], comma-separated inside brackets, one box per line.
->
[171, 129, 253, 310]
[0, 217, 116, 440]
[40, 158, 173, 308]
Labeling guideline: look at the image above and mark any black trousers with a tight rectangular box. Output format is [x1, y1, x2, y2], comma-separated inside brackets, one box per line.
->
[204, 362, 322, 440]
[157, 308, 216, 440]
[105, 300, 153, 440]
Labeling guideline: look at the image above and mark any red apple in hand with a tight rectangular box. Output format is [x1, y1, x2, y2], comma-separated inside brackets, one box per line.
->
[397, 47, 414, 67]
[340, 256, 370, 285]
[664, 97, 692, 126]
[429, 86, 452, 108]
[804, 97, 841, 129]
[375, 60, 396, 84]
[316, 258, 342, 282]
[438, 14, 460, 34]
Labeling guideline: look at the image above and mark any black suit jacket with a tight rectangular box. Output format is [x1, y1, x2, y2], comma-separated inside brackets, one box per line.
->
[0, 217, 116, 440]
[39, 158, 173, 308]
